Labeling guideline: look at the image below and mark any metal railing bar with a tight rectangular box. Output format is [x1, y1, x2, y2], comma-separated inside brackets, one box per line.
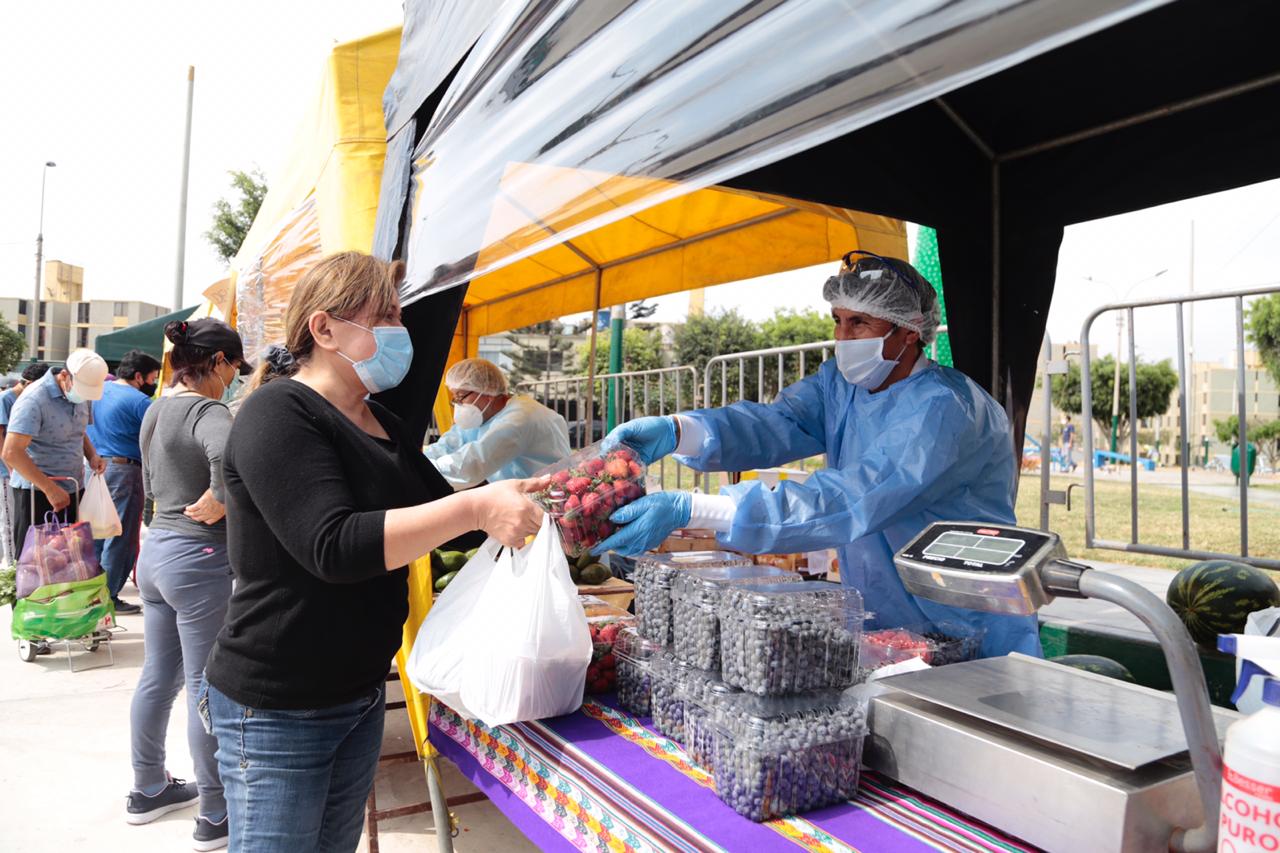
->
[1127, 307, 1139, 545]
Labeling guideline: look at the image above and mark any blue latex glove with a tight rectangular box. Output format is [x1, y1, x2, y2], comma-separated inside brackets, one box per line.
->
[590, 491, 692, 556]
[602, 416, 677, 465]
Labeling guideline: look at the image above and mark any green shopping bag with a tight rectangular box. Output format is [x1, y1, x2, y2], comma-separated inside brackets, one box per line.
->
[11, 575, 113, 641]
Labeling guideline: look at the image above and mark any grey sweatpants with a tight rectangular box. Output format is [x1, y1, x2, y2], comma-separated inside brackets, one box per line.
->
[130, 528, 232, 817]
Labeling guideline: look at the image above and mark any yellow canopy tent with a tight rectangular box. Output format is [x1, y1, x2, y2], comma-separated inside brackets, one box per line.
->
[435, 163, 906, 430]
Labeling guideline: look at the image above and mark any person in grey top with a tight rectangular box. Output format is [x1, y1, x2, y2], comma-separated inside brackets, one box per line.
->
[126, 318, 250, 851]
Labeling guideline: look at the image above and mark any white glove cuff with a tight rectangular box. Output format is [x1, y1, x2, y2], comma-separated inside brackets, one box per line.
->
[675, 415, 706, 456]
[688, 493, 736, 532]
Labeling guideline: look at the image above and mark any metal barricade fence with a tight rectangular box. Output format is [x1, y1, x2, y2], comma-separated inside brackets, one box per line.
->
[520, 366, 699, 489]
[1079, 285, 1279, 570]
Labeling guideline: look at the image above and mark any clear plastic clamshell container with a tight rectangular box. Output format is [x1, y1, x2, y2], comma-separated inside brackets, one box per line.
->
[704, 688, 870, 821]
[683, 680, 741, 770]
[719, 581, 865, 696]
[614, 625, 663, 717]
[649, 654, 718, 744]
[633, 550, 753, 644]
[860, 620, 985, 672]
[671, 564, 802, 670]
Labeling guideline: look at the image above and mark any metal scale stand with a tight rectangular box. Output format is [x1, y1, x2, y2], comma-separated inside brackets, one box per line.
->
[865, 522, 1230, 853]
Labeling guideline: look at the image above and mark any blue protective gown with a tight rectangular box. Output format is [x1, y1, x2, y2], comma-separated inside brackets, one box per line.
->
[427, 395, 571, 489]
[676, 358, 1042, 658]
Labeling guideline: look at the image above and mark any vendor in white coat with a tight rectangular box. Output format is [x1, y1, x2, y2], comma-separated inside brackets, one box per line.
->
[427, 358, 571, 489]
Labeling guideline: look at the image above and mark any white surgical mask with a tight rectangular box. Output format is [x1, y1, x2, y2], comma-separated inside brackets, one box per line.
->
[453, 399, 491, 430]
[835, 330, 907, 390]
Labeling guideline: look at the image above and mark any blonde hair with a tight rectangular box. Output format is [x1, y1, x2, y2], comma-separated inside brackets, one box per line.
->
[250, 251, 403, 390]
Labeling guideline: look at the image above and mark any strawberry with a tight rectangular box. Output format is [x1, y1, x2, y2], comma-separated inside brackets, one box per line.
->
[583, 458, 605, 476]
[599, 651, 616, 669]
[611, 447, 636, 463]
[566, 477, 592, 495]
[604, 458, 631, 479]
[551, 470, 572, 485]
[628, 461, 645, 478]
[565, 493, 581, 510]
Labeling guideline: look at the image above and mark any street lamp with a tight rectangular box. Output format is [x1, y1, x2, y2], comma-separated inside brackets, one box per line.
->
[32, 161, 57, 360]
[1085, 269, 1168, 454]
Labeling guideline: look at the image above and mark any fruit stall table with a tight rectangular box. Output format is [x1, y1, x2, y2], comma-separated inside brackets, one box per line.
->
[427, 695, 1038, 853]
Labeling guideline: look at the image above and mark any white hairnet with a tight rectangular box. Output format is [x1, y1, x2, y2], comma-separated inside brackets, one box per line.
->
[445, 358, 509, 396]
[823, 251, 943, 344]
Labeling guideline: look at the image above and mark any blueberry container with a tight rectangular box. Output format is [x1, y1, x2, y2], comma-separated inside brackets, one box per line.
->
[719, 581, 864, 696]
[683, 681, 741, 770]
[705, 689, 869, 821]
[649, 654, 718, 744]
[633, 551, 754, 644]
[670, 565, 802, 670]
[614, 625, 663, 717]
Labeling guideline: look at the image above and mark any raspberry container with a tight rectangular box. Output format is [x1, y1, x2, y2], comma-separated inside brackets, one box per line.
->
[614, 625, 663, 717]
[671, 565, 802, 670]
[633, 550, 754, 644]
[530, 440, 648, 557]
[719, 581, 864, 696]
[861, 620, 985, 672]
[705, 688, 870, 821]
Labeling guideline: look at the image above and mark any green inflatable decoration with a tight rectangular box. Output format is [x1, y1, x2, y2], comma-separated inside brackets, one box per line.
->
[911, 226, 952, 367]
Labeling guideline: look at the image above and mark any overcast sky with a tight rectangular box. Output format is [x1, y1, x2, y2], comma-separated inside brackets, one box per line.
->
[2, 2, 1277, 371]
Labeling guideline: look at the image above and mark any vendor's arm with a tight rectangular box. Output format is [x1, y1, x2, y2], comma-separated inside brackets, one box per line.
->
[423, 425, 466, 460]
[714, 395, 996, 555]
[676, 370, 827, 473]
[426, 417, 525, 489]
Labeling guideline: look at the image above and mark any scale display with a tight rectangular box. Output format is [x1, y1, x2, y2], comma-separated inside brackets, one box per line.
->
[922, 531, 1025, 566]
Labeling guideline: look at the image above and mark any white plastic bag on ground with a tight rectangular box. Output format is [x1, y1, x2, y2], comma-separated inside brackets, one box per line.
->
[407, 539, 502, 718]
[81, 473, 122, 539]
[459, 515, 593, 726]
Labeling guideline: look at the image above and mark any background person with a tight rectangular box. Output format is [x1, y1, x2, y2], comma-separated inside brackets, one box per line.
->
[125, 321, 247, 850]
[426, 357, 571, 489]
[0, 363, 49, 563]
[201, 252, 545, 852]
[86, 349, 162, 614]
[2, 349, 108, 554]
[1061, 414, 1077, 472]
[596, 251, 1041, 659]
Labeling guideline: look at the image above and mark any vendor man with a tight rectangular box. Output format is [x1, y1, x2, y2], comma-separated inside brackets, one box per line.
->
[596, 251, 1041, 658]
[3, 349, 109, 552]
[426, 357, 571, 490]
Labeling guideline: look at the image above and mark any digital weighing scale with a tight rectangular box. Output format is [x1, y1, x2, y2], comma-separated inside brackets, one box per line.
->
[868, 522, 1229, 853]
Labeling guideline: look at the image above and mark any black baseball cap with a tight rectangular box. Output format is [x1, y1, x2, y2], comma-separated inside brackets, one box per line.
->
[166, 318, 254, 375]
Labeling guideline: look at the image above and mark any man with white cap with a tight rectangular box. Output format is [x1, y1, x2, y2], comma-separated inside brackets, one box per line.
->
[596, 251, 1041, 659]
[3, 348, 109, 555]
[426, 357, 571, 489]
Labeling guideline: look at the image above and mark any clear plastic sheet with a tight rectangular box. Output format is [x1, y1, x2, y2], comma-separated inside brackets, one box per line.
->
[399, 0, 1165, 304]
[234, 197, 323, 365]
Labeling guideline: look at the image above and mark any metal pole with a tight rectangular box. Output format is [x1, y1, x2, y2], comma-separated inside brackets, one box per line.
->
[1040, 335, 1053, 531]
[32, 161, 55, 359]
[1127, 308, 1139, 544]
[1236, 296, 1249, 556]
[1187, 221, 1196, 461]
[1175, 305, 1191, 549]
[1080, 318, 1096, 549]
[174, 66, 195, 312]
[584, 271, 601, 443]
[1111, 314, 1123, 454]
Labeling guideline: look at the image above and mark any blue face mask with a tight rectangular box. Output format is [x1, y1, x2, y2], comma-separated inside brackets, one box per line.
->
[66, 388, 85, 405]
[333, 317, 413, 393]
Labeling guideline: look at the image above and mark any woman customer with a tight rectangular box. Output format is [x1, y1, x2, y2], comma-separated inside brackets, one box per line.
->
[127, 318, 251, 851]
[201, 252, 545, 852]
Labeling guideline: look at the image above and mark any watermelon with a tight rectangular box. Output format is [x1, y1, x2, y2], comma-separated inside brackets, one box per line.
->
[1165, 560, 1280, 650]
[1050, 654, 1136, 683]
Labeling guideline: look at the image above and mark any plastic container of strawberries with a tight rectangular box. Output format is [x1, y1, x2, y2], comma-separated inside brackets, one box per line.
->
[531, 441, 648, 556]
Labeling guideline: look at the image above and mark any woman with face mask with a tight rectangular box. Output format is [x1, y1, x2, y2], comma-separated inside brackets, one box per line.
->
[126, 318, 250, 847]
[200, 252, 545, 853]
[595, 252, 1042, 661]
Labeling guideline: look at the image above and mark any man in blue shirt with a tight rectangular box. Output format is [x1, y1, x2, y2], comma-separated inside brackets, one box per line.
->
[87, 349, 161, 613]
[0, 363, 51, 563]
[3, 349, 108, 569]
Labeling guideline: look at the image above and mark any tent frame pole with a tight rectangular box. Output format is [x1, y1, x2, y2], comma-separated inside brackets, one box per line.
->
[585, 269, 602, 437]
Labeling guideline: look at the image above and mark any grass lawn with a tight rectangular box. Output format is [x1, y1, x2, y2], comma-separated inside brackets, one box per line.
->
[1015, 476, 1280, 575]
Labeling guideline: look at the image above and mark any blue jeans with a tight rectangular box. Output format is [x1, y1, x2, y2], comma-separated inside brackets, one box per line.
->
[202, 680, 385, 853]
[93, 460, 144, 600]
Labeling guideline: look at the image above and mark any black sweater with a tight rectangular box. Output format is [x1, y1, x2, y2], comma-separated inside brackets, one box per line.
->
[205, 379, 450, 710]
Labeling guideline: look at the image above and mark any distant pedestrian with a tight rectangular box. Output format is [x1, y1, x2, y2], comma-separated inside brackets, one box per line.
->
[1061, 415, 1077, 472]
[86, 349, 161, 614]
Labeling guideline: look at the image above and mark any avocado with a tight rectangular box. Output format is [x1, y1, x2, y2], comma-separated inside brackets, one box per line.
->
[434, 570, 459, 592]
[465, 548, 480, 561]
[576, 552, 595, 571]
[430, 550, 445, 576]
[570, 564, 583, 585]
[580, 563, 611, 585]
[440, 551, 468, 573]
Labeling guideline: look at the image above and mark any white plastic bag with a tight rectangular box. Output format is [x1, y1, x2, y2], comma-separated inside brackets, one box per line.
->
[407, 539, 502, 718]
[81, 473, 122, 539]
[459, 515, 593, 726]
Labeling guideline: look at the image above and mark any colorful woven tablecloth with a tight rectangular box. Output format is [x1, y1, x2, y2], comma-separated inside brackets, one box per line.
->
[428, 697, 1039, 853]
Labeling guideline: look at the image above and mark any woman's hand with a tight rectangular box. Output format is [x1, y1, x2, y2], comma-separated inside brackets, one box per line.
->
[184, 489, 227, 525]
[471, 477, 549, 547]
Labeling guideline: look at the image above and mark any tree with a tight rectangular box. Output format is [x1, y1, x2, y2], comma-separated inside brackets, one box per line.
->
[575, 326, 674, 418]
[1051, 356, 1179, 443]
[1214, 416, 1280, 472]
[0, 314, 26, 372]
[576, 327, 665, 376]
[204, 169, 268, 265]
[1246, 293, 1280, 385]
[506, 321, 575, 386]
[759, 307, 834, 386]
[675, 309, 764, 404]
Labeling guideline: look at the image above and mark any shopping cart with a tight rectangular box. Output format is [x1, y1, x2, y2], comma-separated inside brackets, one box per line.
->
[12, 477, 116, 671]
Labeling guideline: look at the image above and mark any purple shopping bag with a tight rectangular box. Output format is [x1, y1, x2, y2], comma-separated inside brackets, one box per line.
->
[15, 514, 102, 600]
